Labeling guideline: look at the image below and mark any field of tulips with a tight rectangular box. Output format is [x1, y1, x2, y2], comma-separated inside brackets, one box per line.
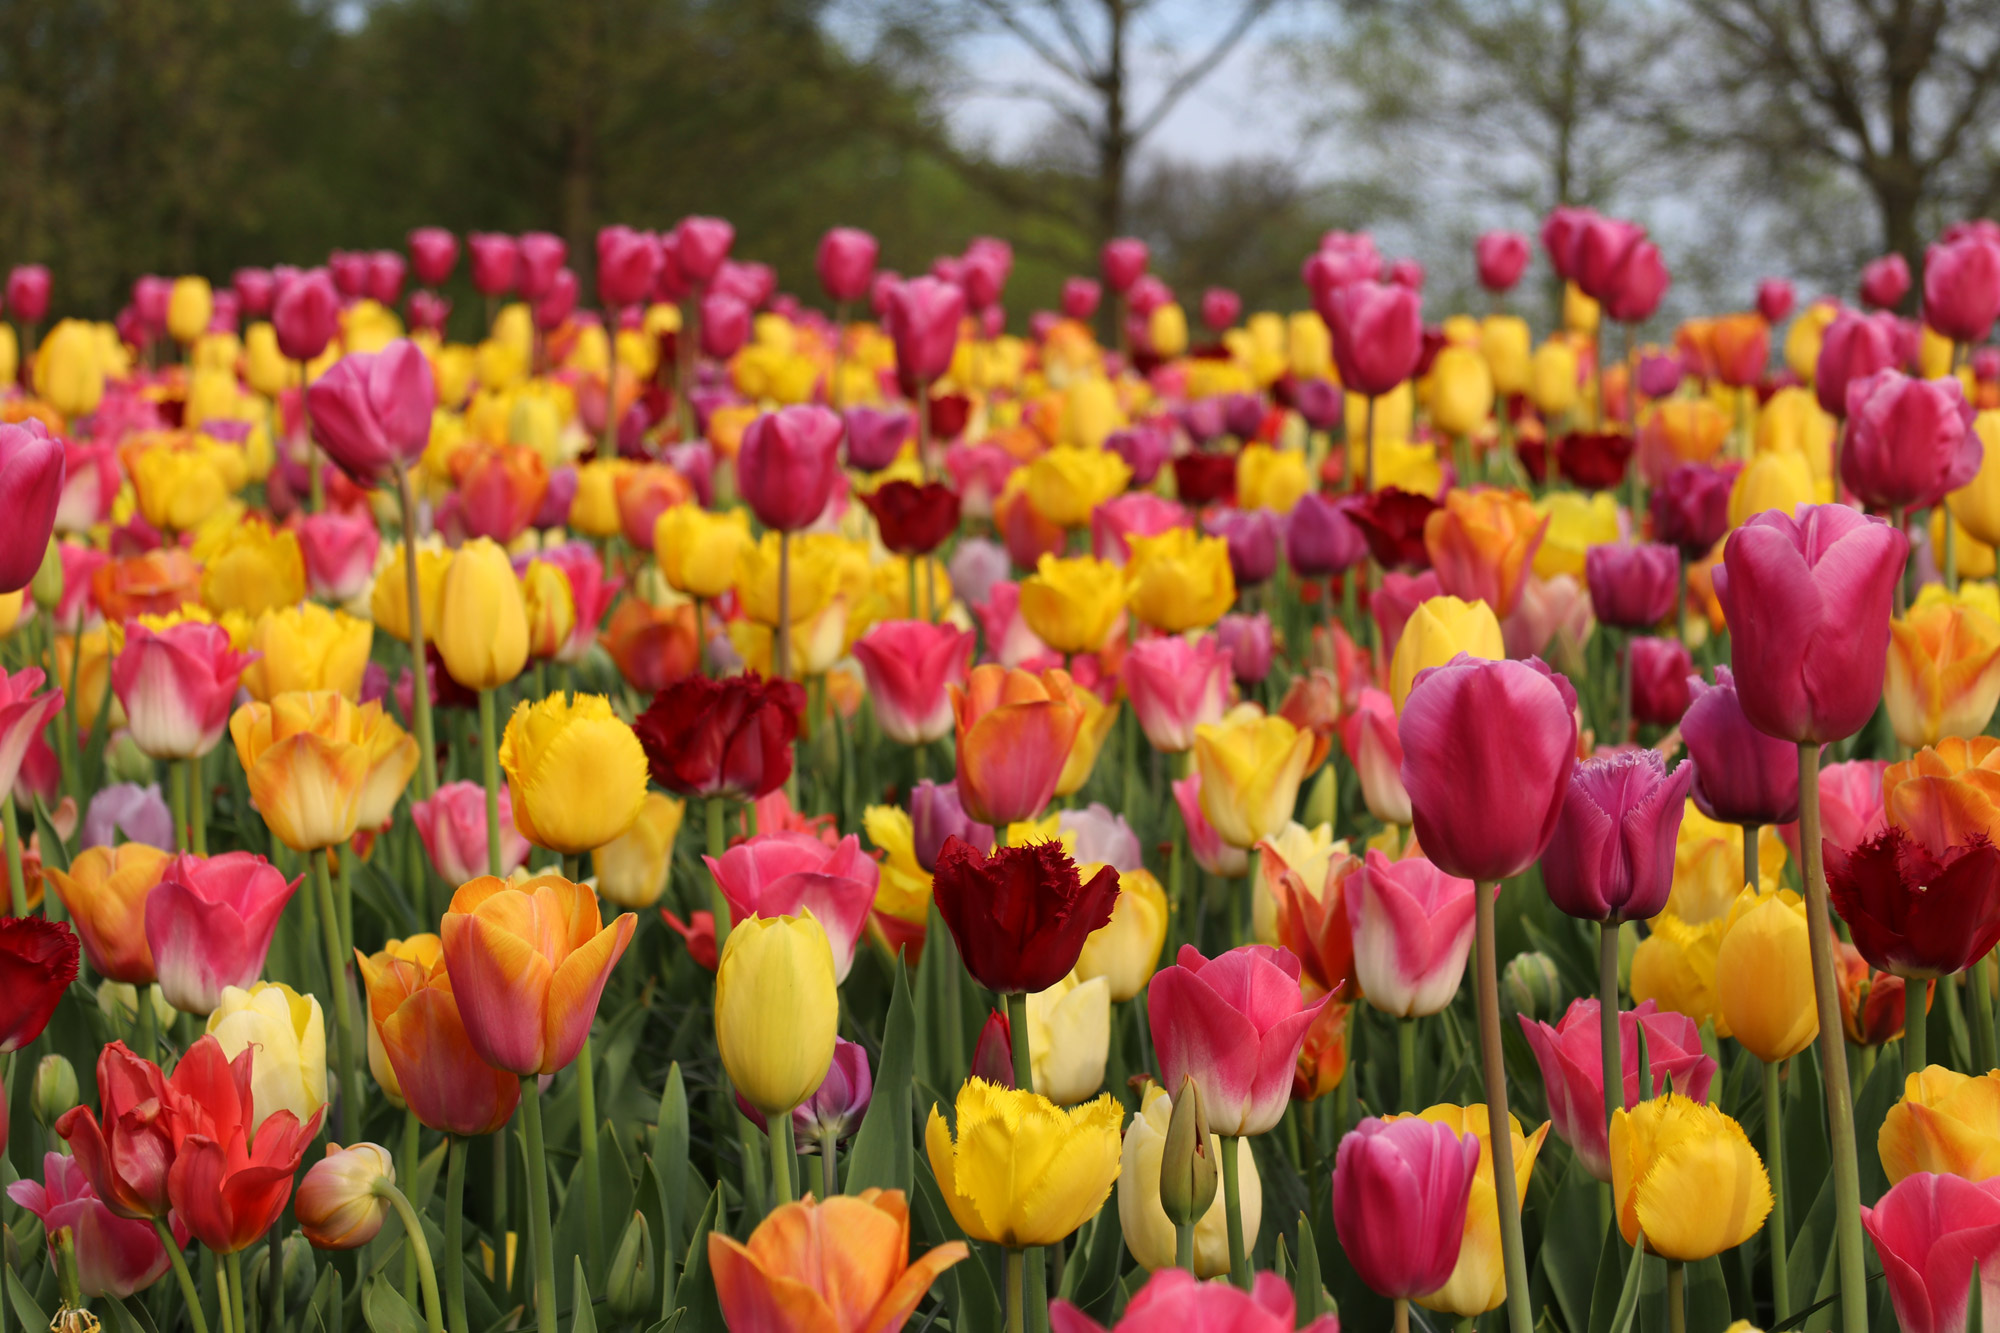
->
[2, 213, 2000, 1333]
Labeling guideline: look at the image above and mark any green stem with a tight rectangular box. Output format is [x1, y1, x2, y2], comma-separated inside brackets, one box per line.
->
[395, 464, 438, 799]
[706, 797, 732, 954]
[153, 1218, 212, 1333]
[1220, 1135, 1249, 1289]
[305, 361, 324, 516]
[1906, 976, 1929, 1079]
[190, 752, 207, 856]
[136, 984, 158, 1062]
[518, 1075, 558, 1333]
[1475, 879, 1534, 1333]
[1006, 991, 1049, 1332]
[1394, 1298, 1410, 1333]
[314, 850, 361, 1144]
[1005, 1248, 1025, 1333]
[1974, 954, 1997, 1075]
[488, 1126, 509, 1288]
[1763, 1058, 1791, 1323]
[227, 1250, 247, 1333]
[1617, 629, 1633, 744]
[1174, 1220, 1193, 1272]
[1398, 1015, 1418, 1112]
[445, 1136, 470, 1333]
[578, 1034, 604, 1282]
[478, 690, 502, 876]
[377, 1181, 447, 1333]
[265, 1225, 286, 1333]
[819, 1130, 839, 1200]
[1666, 1259, 1685, 1333]
[2, 794, 24, 916]
[1797, 743, 1868, 1333]
[767, 1114, 795, 1207]
[404, 1110, 423, 1305]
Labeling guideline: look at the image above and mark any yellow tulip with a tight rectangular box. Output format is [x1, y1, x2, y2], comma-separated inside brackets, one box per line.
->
[1287, 311, 1332, 380]
[518, 559, 576, 661]
[195, 520, 304, 619]
[1754, 385, 1835, 482]
[1194, 708, 1313, 850]
[498, 692, 648, 853]
[1126, 528, 1235, 633]
[1480, 316, 1532, 397]
[1563, 283, 1600, 335]
[1784, 299, 1840, 380]
[370, 540, 451, 645]
[1025, 971, 1111, 1105]
[1148, 303, 1188, 359]
[1885, 583, 2000, 748]
[1116, 1083, 1259, 1278]
[1400, 1103, 1548, 1318]
[1388, 595, 1505, 713]
[862, 804, 933, 928]
[229, 692, 417, 848]
[735, 532, 838, 626]
[1729, 450, 1818, 528]
[715, 912, 839, 1116]
[1075, 867, 1168, 1001]
[242, 604, 372, 702]
[1018, 554, 1126, 655]
[205, 982, 327, 1126]
[167, 277, 213, 345]
[1429, 344, 1495, 438]
[131, 441, 237, 533]
[354, 933, 442, 1108]
[926, 1079, 1124, 1247]
[1063, 376, 1122, 450]
[1055, 687, 1119, 799]
[1948, 412, 2000, 547]
[1530, 340, 1580, 417]
[243, 323, 293, 399]
[1932, 508, 1997, 581]
[1716, 887, 1818, 1063]
[36, 319, 105, 420]
[1610, 1095, 1771, 1261]
[1666, 801, 1787, 923]
[591, 791, 686, 909]
[657, 504, 752, 600]
[569, 459, 635, 538]
[1531, 491, 1621, 580]
[1631, 911, 1729, 1035]
[436, 538, 529, 691]
[1027, 448, 1132, 529]
[1346, 383, 1413, 445]
[1253, 822, 1343, 946]
[1236, 445, 1310, 514]
[1879, 1066, 2000, 1186]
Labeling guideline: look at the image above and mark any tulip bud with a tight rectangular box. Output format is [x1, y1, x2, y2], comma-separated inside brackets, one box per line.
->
[295, 1143, 395, 1250]
[606, 1210, 654, 1314]
[104, 733, 155, 786]
[30, 539, 61, 612]
[249, 1234, 317, 1313]
[1158, 1076, 1218, 1228]
[1501, 952, 1564, 1024]
[30, 1053, 77, 1128]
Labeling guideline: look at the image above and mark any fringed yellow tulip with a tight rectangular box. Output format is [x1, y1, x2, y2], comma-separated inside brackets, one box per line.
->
[498, 692, 648, 853]
[925, 1079, 1123, 1247]
[1610, 1094, 1772, 1261]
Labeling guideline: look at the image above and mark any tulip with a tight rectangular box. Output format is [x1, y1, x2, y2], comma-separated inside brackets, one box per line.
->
[6, 264, 50, 322]
[1149, 943, 1329, 1138]
[1476, 230, 1531, 292]
[1862, 1171, 2000, 1333]
[434, 538, 530, 692]
[707, 832, 878, 982]
[499, 692, 648, 853]
[1431, 343, 1496, 438]
[1886, 586, 2000, 748]
[1073, 866, 1168, 1002]
[409, 780, 526, 884]
[1116, 1083, 1259, 1279]
[1950, 412, 2000, 547]
[711, 910, 838, 1122]
[863, 480, 962, 557]
[406, 227, 457, 287]
[951, 664, 1086, 825]
[1286, 492, 1367, 577]
[1236, 445, 1310, 515]
[540, 542, 619, 665]
[1053, 1269, 1342, 1333]
[1924, 235, 2000, 345]
[230, 693, 416, 851]
[143, 852, 298, 1016]
[200, 519, 308, 618]
[1881, 735, 2000, 852]
[44, 844, 169, 985]
[1610, 1094, 1772, 1261]
[1398, 1103, 1549, 1319]
[591, 791, 684, 910]
[1027, 448, 1132, 529]
[888, 276, 965, 385]
[1682, 665, 1802, 826]
[370, 539, 450, 646]
[1479, 314, 1532, 397]
[1827, 825, 2000, 982]
[1193, 709, 1313, 850]
[1718, 888, 1820, 1064]
[307, 341, 437, 485]
[1019, 554, 1126, 654]
[927, 1078, 1123, 1247]
[0, 915, 76, 1054]
[635, 672, 803, 801]
[1863, 252, 1912, 309]
[1319, 279, 1422, 397]
[1388, 595, 1505, 712]
[1665, 802, 1787, 923]
[1815, 309, 1903, 416]
[273, 269, 339, 361]
[112, 621, 252, 760]
[1585, 542, 1678, 631]
[5, 1152, 176, 1297]
[738, 405, 843, 532]
[710, 1190, 966, 1333]
[1842, 370, 1981, 511]
[1422, 488, 1545, 620]
[1347, 850, 1478, 1017]
[1215, 612, 1274, 685]
[1880, 1067, 2000, 1186]
[1541, 750, 1692, 924]
[0, 424, 64, 595]
[599, 597, 700, 695]
[294, 1143, 393, 1252]
[1020, 970, 1112, 1104]
[1124, 527, 1237, 633]
[1520, 999, 1716, 1182]
[1271, 845, 1359, 1000]
[933, 836, 1120, 996]
[1631, 637, 1694, 726]
[1204, 508, 1281, 588]
[1122, 634, 1231, 753]
[1713, 504, 1908, 744]
[294, 511, 380, 603]
[204, 981, 326, 1125]
[467, 232, 520, 294]
[356, 942, 520, 1136]
[843, 406, 913, 471]
[1332, 1115, 1480, 1301]
[164, 1036, 322, 1254]
[1334, 687, 1409, 826]
[56, 1042, 184, 1220]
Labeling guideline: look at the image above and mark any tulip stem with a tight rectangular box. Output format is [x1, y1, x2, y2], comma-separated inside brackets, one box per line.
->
[153, 1218, 212, 1333]
[404, 1110, 423, 1305]
[1004, 990, 1052, 1329]
[376, 1180, 447, 1333]
[1392, 1298, 1410, 1333]
[136, 983, 158, 1062]
[1974, 954, 1996, 1074]
[775, 530, 792, 682]
[819, 1129, 840, 1199]
[1219, 1134, 1249, 1289]
[578, 1035, 605, 1284]
[478, 690, 502, 877]
[1174, 1221, 1193, 1272]
[192, 755, 209, 856]
[1762, 1058, 1791, 1323]
[1904, 977, 1928, 1079]
[1397, 1015, 1418, 1111]
[706, 798, 732, 954]
[766, 1115, 795, 1207]
[518, 1075, 559, 1333]
[1474, 880, 1534, 1333]
[394, 463, 439, 799]
[303, 361, 325, 515]
[445, 1136, 470, 1333]
[1005, 1248, 1025, 1333]
[1599, 918, 1622, 1205]
[1890, 506, 1908, 616]
[1617, 631, 1633, 744]
[314, 849, 362, 1145]
[1666, 1259, 1685, 1333]
[1796, 743, 1868, 1333]
[227, 1250, 248, 1333]
[0, 794, 22, 917]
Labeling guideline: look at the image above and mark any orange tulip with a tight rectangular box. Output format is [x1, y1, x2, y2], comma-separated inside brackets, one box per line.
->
[1879, 1066, 2000, 1186]
[43, 843, 170, 984]
[949, 664, 1085, 826]
[451, 443, 549, 544]
[1835, 935, 1928, 1047]
[1885, 591, 2000, 748]
[438, 874, 636, 1077]
[355, 934, 521, 1136]
[1292, 999, 1352, 1101]
[1422, 488, 1547, 619]
[1705, 313, 1771, 388]
[613, 464, 694, 550]
[91, 549, 202, 623]
[1638, 399, 1730, 481]
[229, 692, 419, 850]
[710, 1190, 966, 1333]
[599, 596, 700, 695]
[1883, 735, 2000, 848]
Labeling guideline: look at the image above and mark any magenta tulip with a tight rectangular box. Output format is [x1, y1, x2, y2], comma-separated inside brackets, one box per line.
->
[1520, 998, 1716, 1181]
[1603, 240, 1670, 324]
[532, 267, 577, 330]
[1103, 423, 1171, 489]
[960, 247, 1007, 309]
[1216, 612, 1275, 686]
[7, 1153, 180, 1298]
[1757, 277, 1796, 324]
[706, 832, 878, 981]
[411, 781, 530, 884]
[1629, 637, 1694, 727]
[272, 268, 340, 362]
[1100, 238, 1149, 294]
[1347, 850, 1479, 1017]
[0, 422, 64, 593]
[296, 511, 382, 603]
[1682, 665, 1802, 825]
[365, 251, 406, 307]
[910, 780, 993, 872]
[1205, 507, 1280, 586]
[1584, 541, 1678, 630]
[0, 668, 62, 806]
[329, 251, 369, 298]
[1122, 634, 1231, 753]
[842, 406, 913, 471]
[1814, 308, 1903, 416]
[851, 620, 974, 745]
[1399, 655, 1578, 883]
[1649, 462, 1734, 559]
[306, 340, 438, 484]
[697, 289, 750, 358]
[111, 623, 253, 761]
[1200, 286, 1242, 330]
[1712, 504, 1908, 744]
[407, 228, 458, 288]
[887, 276, 965, 384]
[1841, 369, 1981, 511]
[515, 232, 566, 302]
[1862, 252, 1912, 309]
[233, 269, 274, 318]
[816, 227, 879, 304]
[595, 225, 659, 310]
[1925, 235, 2000, 344]
[5, 266, 50, 324]
[1319, 279, 1422, 397]
[1331, 1116, 1479, 1298]
[1286, 492, 1368, 577]
[1862, 1171, 2000, 1333]
[1060, 276, 1101, 321]
[1570, 217, 1646, 302]
[1148, 943, 1330, 1136]
[736, 405, 842, 532]
[1476, 231, 1531, 292]
[467, 233, 519, 296]
[737, 1037, 873, 1145]
[144, 852, 301, 1015]
[673, 216, 735, 285]
[1052, 1269, 1341, 1333]
[1540, 750, 1691, 924]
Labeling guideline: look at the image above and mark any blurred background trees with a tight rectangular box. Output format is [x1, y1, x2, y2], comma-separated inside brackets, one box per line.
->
[0, 0, 1996, 328]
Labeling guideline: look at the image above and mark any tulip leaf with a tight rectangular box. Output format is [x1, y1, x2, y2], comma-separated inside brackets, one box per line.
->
[29, 796, 67, 871]
[569, 1258, 597, 1333]
[846, 954, 916, 1195]
[637, 1155, 673, 1316]
[310, 1262, 343, 1333]
[910, 1150, 1002, 1333]
[1683, 1256, 1730, 1332]
[1292, 1212, 1324, 1324]
[1784, 1052, 1831, 1231]
[1586, 1221, 1630, 1333]
[361, 1274, 427, 1333]
[670, 1186, 723, 1333]
[1969, 1260, 1984, 1333]
[1544, 1149, 1607, 1333]
[5, 1268, 48, 1333]
[1787, 1175, 1835, 1317]
[1851, 1048, 1904, 1207]
[1071, 1202, 1126, 1322]
[654, 1063, 690, 1261]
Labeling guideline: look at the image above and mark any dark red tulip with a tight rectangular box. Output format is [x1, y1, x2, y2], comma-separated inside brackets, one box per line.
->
[516, 233, 567, 303]
[1861, 252, 1911, 310]
[932, 836, 1119, 995]
[5, 266, 50, 324]
[1650, 462, 1735, 560]
[0, 915, 78, 1053]
[816, 227, 879, 304]
[1060, 277, 1101, 321]
[596, 226, 660, 310]
[863, 481, 961, 556]
[272, 269, 340, 362]
[673, 216, 735, 286]
[1101, 238, 1149, 294]
[467, 233, 519, 296]
[1476, 231, 1531, 292]
[408, 228, 458, 288]
[1348, 487, 1441, 570]
[1318, 280, 1423, 397]
[1556, 430, 1633, 491]
[1757, 278, 1795, 324]
[633, 672, 804, 801]
[928, 392, 971, 442]
[1630, 637, 1694, 727]
[1172, 451, 1237, 506]
[1828, 826, 2000, 979]
[1200, 287, 1242, 331]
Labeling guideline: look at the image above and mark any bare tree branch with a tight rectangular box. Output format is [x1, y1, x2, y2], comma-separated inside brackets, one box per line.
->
[1128, 0, 1278, 143]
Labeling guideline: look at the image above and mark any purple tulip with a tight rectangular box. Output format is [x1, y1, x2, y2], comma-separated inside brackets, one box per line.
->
[909, 780, 992, 873]
[1584, 541, 1679, 630]
[1215, 612, 1274, 685]
[737, 1038, 873, 1147]
[1540, 750, 1692, 923]
[843, 406, 913, 472]
[81, 783, 174, 851]
[1203, 507, 1280, 586]
[1286, 492, 1367, 577]
[1649, 463, 1735, 560]
[1681, 665, 1802, 826]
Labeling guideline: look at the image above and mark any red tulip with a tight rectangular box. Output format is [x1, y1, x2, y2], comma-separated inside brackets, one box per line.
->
[660, 908, 718, 971]
[863, 480, 961, 556]
[816, 227, 879, 304]
[306, 340, 438, 485]
[1585, 541, 1678, 630]
[1828, 825, 2000, 979]
[1318, 279, 1422, 397]
[1348, 488, 1440, 570]
[1757, 277, 1796, 324]
[634, 672, 803, 801]
[852, 620, 973, 746]
[1332, 1116, 1480, 1298]
[1149, 943, 1330, 1136]
[1815, 308, 1903, 416]
[1649, 462, 1734, 560]
[673, 216, 735, 285]
[0, 421, 65, 593]
[57, 1043, 182, 1218]
[6, 265, 50, 323]
[1100, 238, 1149, 294]
[515, 231, 567, 302]
[1556, 430, 1634, 491]
[0, 915, 77, 1052]
[272, 269, 340, 362]
[164, 1036, 321, 1254]
[407, 227, 458, 288]
[1061, 276, 1101, 320]
[1476, 231, 1531, 293]
[1862, 252, 1912, 309]
[1540, 205, 1600, 280]
[738, 405, 843, 532]
[467, 232, 519, 296]
[1862, 1171, 2000, 1333]
[1602, 240, 1670, 324]
[1171, 450, 1236, 505]
[1629, 636, 1694, 727]
[596, 225, 659, 310]
[1200, 286, 1242, 331]
[932, 835, 1118, 995]
[888, 276, 965, 385]
[532, 267, 577, 330]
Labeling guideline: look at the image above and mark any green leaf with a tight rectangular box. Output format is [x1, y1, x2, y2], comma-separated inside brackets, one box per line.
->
[361, 1274, 427, 1333]
[1292, 1212, 1324, 1325]
[637, 1155, 673, 1317]
[31, 796, 68, 872]
[670, 1186, 723, 1333]
[847, 955, 916, 1194]
[5, 1266, 49, 1333]
[1586, 1221, 1630, 1333]
[1543, 1146, 1607, 1333]
[570, 1257, 597, 1333]
[1684, 1256, 1731, 1333]
[1853, 1048, 1904, 1207]
[654, 1062, 690, 1260]
[1070, 1200, 1127, 1322]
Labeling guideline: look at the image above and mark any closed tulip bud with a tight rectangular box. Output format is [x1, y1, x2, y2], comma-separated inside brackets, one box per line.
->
[296, 1143, 394, 1251]
[1333, 1114, 1482, 1302]
[738, 406, 843, 533]
[205, 981, 327, 1125]
[1158, 1075, 1217, 1228]
[1480, 315, 1532, 396]
[273, 269, 339, 362]
[1319, 279, 1422, 397]
[1477, 230, 1531, 292]
[1502, 951, 1564, 1023]
[30, 1053, 77, 1128]
[606, 1210, 654, 1314]
[715, 912, 838, 1116]
[166, 277, 212, 345]
[888, 276, 965, 385]
[307, 341, 438, 486]
[1842, 369, 1980, 511]
[1862, 251, 1912, 309]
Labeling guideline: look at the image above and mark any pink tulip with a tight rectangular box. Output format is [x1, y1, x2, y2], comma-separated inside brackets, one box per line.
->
[272, 268, 340, 362]
[1602, 240, 1670, 324]
[533, 268, 578, 330]
[0, 421, 65, 592]
[1387, 257, 1425, 291]
[6, 265, 50, 324]
[0, 668, 62, 806]
[1052, 1269, 1341, 1333]
[1757, 277, 1796, 324]
[960, 248, 1008, 310]
[1502, 572, 1594, 660]
[1540, 750, 1692, 924]
[1100, 238, 1149, 294]
[111, 623, 253, 761]
[673, 216, 735, 285]
[1540, 206, 1600, 280]
[1340, 687, 1412, 826]
[407, 228, 458, 288]
[1373, 570, 1443, 663]
[1347, 849, 1478, 1016]
[1583, 541, 1678, 630]
[515, 232, 567, 302]
[1217, 612, 1275, 685]
[1519, 998, 1717, 1181]
[1841, 369, 1981, 511]
[1630, 635, 1694, 727]
[1332, 1116, 1479, 1298]
[594, 226, 659, 310]
[467, 233, 519, 296]
[1682, 665, 1801, 826]
[970, 582, 1050, 669]
[306, 340, 437, 485]
[1712, 504, 1908, 744]
[1862, 252, 1912, 309]
[1091, 492, 1184, 565]
[1123, 634, 1231, 753]
[1149, 943, 1329, 1136]
[1814, 308, 1903, 416]
[6, 1153, 181, 1298]
[737, 406, 843, 532]
[329, 251, 369, 297]
[842, 406, 913, 472]
[1060, 276, 1102, 320]
[1862, 1171, 2000, 1333]
[696, 289, 750, 359]
[295, 511, 382, 602]
[888, 276, 965, 385]
[1925, 235, 2000, 344]
[412, 781, 531, 884]
[816, 227, 879, 304]
[705, 832, 879, 981]
[910, 780, 993, 872]
[851, 620, 974, 745]
[144, 852, 301, 1015]
[1318, 279, 1423, 397]
[54, 543, 105, 632]
[132, 276, 171, 332]
[1287, 492, 1368, 577]
[1779, 758, 1890, 864]
[365, 251, 406, 307]
[1476, 231, 1531, 293]
[1399, 655, 1578, 883]
[232, 268, 274, 318]
[1200, 286, 1242, 331]
[1303, 236, 1381, 297]
[737, 1037, 873, 1144]
[537, 542, 622, 664]
[1171, 772, 1249, 878]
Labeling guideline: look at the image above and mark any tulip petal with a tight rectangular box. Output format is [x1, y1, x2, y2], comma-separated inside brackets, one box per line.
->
[440, 910, 552, 1076]
[708, 1235, 832, 1333]
[542, 912, 635, 1075]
